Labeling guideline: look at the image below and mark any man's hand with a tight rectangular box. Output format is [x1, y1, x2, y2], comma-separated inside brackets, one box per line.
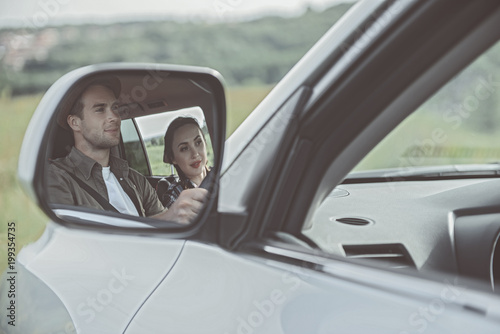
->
[155, 188, 208, 224]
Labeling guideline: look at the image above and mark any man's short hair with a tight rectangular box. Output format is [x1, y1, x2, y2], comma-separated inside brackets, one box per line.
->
[57, 76, 121, 130]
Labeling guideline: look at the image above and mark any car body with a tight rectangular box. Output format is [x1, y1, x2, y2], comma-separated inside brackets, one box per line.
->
[2, 0, 500, 333]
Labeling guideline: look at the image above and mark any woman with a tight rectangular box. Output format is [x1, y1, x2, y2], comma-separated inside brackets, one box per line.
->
[159, 116, 210, 208]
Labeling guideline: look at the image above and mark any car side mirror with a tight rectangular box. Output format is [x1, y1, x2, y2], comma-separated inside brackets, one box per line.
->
[18, 63, 225, 231]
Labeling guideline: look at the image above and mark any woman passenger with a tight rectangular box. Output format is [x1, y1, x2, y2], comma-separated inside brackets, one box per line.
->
[159, 117, 210, 208]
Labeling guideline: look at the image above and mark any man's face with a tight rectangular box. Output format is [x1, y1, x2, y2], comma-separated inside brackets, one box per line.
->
[72, 85, 121, 150]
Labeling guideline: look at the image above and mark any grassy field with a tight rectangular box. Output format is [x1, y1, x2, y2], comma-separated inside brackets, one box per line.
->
[226, 85, 274, 137]
[0, 94, 48, 274]
[0, 85, 273, 273]
[355, 106, 500, 171]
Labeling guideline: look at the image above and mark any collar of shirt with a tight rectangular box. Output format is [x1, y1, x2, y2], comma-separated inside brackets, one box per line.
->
[67, 147, 130, 180]
[102, 166, 111, 180]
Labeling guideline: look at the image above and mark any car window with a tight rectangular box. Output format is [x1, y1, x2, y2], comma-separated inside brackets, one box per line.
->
[354, 40, 500, 172]
[302, 39, 500, 284]
[134, 109, 215, 177]
[121, 118, 149, 176]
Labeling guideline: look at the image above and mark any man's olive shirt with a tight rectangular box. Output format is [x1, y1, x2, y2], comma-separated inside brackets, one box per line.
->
[47, 147, 164, 217]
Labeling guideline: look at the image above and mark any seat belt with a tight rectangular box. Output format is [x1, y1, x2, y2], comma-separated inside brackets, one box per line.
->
[64, 171, 121, 214]
[67, 171, 145, 217]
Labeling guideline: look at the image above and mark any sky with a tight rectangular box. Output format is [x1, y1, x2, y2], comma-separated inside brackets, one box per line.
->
[0, 0, 357, 28]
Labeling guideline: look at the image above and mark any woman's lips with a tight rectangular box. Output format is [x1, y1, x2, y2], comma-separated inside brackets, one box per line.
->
[190, 161, 202, 169]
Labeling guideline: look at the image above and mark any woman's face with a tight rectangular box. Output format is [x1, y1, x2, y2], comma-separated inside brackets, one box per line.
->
[171, 123, 208, 182]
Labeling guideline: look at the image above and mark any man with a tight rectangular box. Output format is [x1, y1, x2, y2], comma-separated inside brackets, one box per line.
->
[47, 77, 207, 224]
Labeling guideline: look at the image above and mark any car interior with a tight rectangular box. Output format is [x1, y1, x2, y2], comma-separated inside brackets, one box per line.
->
[47, 70, 218, 198]
[302, 38, 500, 293]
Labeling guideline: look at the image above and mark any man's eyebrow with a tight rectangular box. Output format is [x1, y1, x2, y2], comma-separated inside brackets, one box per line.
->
[91, 100, 119, 108]
[91, 102, 107, 109]
[177, 135, 201, 148]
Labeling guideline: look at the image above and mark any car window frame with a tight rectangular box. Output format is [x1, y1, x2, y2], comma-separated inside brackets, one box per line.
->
[223, 0, 500, 268]
[272, 0, 500, 238]
[120, 117, 152, 177]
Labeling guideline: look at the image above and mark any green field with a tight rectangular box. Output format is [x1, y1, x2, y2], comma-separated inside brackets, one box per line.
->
[0, 85, 273, 273]
[0, 94, 48, 274]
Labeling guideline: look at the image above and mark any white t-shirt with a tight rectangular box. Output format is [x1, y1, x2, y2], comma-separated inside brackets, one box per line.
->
[102, 167, 139, 216]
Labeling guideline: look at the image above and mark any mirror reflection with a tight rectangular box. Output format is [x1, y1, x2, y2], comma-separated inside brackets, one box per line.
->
[45, 71, 218, 226]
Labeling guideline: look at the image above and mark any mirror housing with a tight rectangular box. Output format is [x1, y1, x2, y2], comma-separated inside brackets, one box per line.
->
[18, 63, 226, 231]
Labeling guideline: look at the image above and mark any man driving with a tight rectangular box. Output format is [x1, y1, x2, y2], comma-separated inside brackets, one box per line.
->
[47, 76, 207, 224]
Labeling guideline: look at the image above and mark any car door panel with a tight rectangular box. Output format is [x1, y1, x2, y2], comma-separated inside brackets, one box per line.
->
[125, 241, 500, 333]
[16, 223, 185, 333]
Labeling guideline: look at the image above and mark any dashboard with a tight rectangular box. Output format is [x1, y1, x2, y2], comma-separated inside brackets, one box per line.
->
[303, 177, 500, 292]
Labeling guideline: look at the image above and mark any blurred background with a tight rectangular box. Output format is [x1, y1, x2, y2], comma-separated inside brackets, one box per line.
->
[0, 0, 356, 271]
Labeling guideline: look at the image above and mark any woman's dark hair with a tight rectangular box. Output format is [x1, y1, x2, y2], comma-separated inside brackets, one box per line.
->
[163, 116, 206, 183]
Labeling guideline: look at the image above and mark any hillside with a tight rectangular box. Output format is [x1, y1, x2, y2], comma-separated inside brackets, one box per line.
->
[0, 4, 352, 95]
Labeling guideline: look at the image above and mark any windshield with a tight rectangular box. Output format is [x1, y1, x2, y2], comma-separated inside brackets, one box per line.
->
[352, 40, 500, 176]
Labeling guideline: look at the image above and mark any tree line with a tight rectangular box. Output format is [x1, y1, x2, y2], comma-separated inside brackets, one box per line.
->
[0, 4, 352, 95]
